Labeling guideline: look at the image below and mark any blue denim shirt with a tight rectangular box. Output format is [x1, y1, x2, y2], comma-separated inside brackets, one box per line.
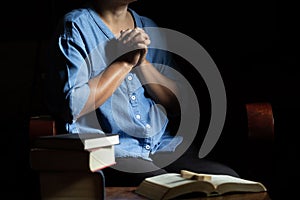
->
[46, 5, 182, 160]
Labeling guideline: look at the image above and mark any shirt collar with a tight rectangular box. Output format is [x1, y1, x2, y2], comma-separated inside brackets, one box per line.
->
[86, 7, 142, 40]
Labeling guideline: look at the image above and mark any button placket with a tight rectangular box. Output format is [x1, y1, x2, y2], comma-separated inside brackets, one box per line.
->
[129, 92, 138, 107]
[126, 73, 134, 94]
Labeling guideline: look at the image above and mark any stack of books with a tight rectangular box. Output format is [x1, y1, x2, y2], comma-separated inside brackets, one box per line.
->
[30, 133, 119, 200]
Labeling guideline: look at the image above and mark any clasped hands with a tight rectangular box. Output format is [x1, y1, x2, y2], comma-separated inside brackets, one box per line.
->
[106, 28, 151, 68]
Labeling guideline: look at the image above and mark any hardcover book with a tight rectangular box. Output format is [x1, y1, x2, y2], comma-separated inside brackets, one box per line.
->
[33, 133, 119, 150]
[30, 145, 116, 172]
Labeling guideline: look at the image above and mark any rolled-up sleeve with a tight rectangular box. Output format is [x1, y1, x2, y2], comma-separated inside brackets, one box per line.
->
[56, 23, 91, 121]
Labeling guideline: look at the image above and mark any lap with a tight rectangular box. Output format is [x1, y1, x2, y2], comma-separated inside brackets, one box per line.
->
[161, 153, 239, 177]
[102, 150, 239, 186]
[102, 157, 167, 186]
[151, 146, 239, 177]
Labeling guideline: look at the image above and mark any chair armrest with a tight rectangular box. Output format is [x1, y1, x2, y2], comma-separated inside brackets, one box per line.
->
[246, 102, 274, 142]
[29, 115, 56, 140]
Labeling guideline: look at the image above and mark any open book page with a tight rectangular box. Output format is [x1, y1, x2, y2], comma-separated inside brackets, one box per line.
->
[137, 173, 213, 200]
[207, 174, 266, 188]
[145, 173, 265, 188]
[145, 173, 197, 188]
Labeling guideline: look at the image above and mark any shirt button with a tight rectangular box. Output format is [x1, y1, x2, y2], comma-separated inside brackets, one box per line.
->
[145, 124, 151, 129]
[145, 145, 151, 150]
[127, 75, 133, 80]
[131, 95, 136, 100]
[136, 114, 141, 119]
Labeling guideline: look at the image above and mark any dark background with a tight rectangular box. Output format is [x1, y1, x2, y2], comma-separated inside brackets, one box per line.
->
[1, 0, 298, 199]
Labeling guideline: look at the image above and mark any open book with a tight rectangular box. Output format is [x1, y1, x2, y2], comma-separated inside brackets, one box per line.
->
[135, 170, 267, 200]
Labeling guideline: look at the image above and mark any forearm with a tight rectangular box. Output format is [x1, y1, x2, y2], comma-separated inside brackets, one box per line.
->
[135, 61, 180, 114]
[78, 61, 133, 118]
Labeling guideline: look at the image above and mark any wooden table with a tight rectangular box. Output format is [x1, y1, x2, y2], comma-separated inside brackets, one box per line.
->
[105, 187, 271, 200]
